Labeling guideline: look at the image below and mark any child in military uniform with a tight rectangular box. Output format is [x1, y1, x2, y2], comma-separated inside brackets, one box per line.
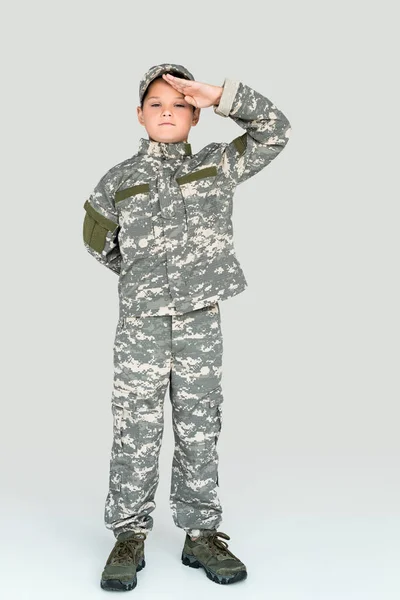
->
[83, 63, 291, 591]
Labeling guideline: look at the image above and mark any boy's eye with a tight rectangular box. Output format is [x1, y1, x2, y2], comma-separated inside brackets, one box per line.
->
[150, 103, 185, 107]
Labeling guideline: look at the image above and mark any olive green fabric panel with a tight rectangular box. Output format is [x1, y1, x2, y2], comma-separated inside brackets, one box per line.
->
[176, 166, 218, 186]
[115, 184, 150, 203]
[83, 199, 118, 232]
[232, 133, 247, 156]
[83, 200, 118, 253]
[83, 211, 96, 246]
[83, 212, 107, 253]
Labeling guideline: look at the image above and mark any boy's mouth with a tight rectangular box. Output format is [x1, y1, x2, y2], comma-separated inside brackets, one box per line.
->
[159, 123, 175, 126]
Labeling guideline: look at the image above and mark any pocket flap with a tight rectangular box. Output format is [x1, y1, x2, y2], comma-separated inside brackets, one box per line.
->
[176, 165, 218, 186]
[115, 183, 150, 203]
[109, 469, 121, 492]
[83, 199, 118, 232]
[207, 385, 223, 408]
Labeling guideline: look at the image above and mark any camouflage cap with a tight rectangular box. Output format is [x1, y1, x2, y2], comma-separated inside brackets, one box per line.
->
[139, 63, 195, 104]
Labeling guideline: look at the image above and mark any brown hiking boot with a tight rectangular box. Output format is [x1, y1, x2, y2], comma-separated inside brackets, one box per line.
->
[181, 529, 247, 584]
[100, 531, 147, 591]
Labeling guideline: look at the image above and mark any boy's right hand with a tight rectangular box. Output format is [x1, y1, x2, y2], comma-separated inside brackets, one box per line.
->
[162, 73, 223, 109]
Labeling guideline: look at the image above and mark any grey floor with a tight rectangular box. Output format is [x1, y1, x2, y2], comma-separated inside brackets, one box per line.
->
[2, 447, 398, 600]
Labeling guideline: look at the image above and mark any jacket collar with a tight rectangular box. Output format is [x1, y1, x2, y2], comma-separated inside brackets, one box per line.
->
[138, 137, 192, 159]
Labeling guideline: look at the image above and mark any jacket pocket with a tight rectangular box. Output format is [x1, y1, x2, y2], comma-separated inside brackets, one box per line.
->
[83, 200, 119, 253]
[176, 166, 218, 201]
[176, 167, 219, 236]
[115, 183, 155, 258]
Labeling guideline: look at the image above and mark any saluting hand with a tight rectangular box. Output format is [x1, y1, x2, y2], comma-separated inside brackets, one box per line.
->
[162, 73, 223, 109]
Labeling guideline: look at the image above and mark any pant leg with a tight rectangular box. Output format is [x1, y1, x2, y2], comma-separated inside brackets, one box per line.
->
[168, 302, 224, 535]
[104, 315, 171, 539]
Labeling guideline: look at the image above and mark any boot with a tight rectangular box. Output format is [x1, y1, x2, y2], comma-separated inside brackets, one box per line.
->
[181, 529, 247, 584]
[100, 531, 147, 591]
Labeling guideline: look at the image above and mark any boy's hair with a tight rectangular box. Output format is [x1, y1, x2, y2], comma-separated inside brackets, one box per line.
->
[141, 74, 196, 112]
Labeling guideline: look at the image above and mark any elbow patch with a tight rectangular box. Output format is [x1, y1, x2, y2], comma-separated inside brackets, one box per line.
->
[83, 200, 118, 253]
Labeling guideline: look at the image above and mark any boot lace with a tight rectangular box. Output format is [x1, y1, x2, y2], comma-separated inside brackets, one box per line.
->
[110, 534, 145, 565]
[204, 531, 239, 560]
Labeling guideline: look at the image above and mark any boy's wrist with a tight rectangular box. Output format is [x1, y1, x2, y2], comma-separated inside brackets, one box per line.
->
[212, 86, 224, 107]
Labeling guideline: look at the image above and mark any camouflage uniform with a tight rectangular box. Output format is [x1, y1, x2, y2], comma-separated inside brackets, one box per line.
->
[83, 63, 291, 539]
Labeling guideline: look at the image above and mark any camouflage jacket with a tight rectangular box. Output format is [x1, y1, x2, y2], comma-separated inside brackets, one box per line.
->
[83, 78, 291, 317]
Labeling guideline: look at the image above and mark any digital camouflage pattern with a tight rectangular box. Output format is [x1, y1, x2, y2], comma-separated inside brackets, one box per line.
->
[138, 62, 195, 103]
[83, 75, 291, 318]
[104, 303, 224, 538]
[83, 65, 291, 542]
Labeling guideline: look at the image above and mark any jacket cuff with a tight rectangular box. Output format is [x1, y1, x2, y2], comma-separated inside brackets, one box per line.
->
[213, 78, 241, 117]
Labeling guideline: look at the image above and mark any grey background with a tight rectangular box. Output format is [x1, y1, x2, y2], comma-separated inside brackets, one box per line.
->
[1, 0, 398, 598]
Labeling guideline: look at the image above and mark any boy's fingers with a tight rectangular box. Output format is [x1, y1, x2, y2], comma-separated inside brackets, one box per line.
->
[162, 74, 179, 89]
[163, 73, 193, 88]
[164, 73, 190, 81]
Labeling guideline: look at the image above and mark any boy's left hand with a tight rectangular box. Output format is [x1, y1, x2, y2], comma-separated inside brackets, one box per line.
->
[162, 73, 222, 109]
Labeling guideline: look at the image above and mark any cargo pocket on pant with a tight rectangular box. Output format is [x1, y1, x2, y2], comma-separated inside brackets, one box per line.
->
[109, 402, 125, 491]
[208, 385, 223, 441]
[208, 386, 223, 488]
[109, 469, 122, 492]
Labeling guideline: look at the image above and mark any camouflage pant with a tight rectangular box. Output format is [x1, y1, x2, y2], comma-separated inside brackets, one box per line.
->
[104, 302, 224, 539]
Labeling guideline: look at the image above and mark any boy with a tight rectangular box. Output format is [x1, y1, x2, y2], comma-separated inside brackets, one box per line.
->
[83, 63, 291, 591]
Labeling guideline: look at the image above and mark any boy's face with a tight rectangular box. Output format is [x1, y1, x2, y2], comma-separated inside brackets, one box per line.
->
[137, 78, 200, 143]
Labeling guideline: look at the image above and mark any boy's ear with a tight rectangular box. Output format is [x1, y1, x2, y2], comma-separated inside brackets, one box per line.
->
[192, 107, 201, 126]
[137, 106, 144, 125]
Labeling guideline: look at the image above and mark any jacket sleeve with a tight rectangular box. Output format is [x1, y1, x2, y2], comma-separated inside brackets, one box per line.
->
[82, 170, 122, 275]
[214, 78, 292, 186]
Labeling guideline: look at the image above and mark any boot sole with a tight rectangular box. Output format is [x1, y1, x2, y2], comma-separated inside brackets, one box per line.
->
[181, 551, 247, 585]
[100, 557, 145, 591]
